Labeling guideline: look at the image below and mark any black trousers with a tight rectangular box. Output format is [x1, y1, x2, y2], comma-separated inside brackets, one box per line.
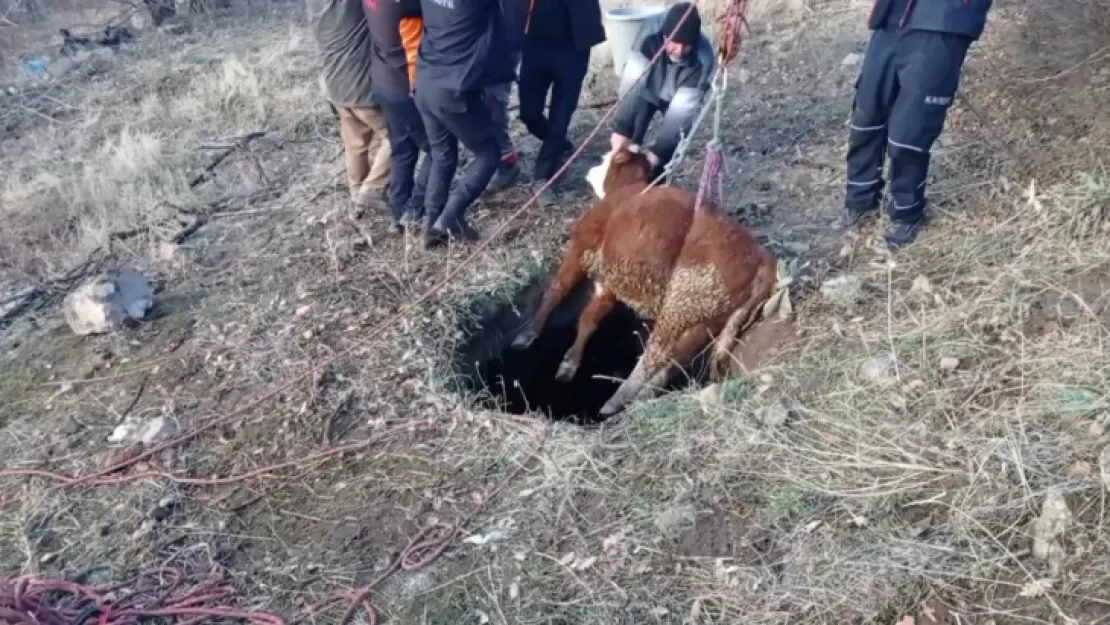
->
[375, 89, 432, 220]
[845, 28, 971, 222]
[518, 39, 590, 181]
[414, 82, 501, 227]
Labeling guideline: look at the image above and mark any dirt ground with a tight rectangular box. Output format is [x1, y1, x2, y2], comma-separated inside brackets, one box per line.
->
[2, 0, 1110, 623]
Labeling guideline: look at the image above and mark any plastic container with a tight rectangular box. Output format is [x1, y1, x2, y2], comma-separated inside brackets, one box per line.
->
[601, 4, 666, 77]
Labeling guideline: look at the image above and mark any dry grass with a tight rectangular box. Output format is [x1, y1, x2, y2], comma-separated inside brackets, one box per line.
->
[0, 1, 324, 284]
[1, 0, 1109, 624]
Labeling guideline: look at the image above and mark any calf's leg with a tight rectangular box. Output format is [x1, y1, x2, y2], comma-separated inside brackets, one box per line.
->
[555, 284, 616, 382]
[632, 322, 717, 404]
[599, 321, 710, 416]
[512, 247, 589, 349]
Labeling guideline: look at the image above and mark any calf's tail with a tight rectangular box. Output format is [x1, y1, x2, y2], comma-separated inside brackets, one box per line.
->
[710, 257, 778, 378]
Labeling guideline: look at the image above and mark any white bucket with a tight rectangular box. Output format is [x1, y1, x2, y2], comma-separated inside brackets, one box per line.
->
[601, 4, 666, 78]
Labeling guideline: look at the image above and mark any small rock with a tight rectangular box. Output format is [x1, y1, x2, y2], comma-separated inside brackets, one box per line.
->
[1031, 490, 1071, 576]
[394, 571, 438, 605]
[130, 13, 148, 29]
[295, 305, 312, 318]
[150, 504, 173, 521]
[911, 275, 933, 295]
[1090, 420, 1107, 438]
[756, 402, 790, 427]
[820, 275, 866, 308]
[159, 20, 189, 36]
[157, 242, 182, 263]
[737, 68, 751, 84]
[888, 393, 908, 411]
[139, 416, 177, 445]
[860, 353, 896, 384]
[150, 492, 182, 520]
[697, 383, 724, 414]
[64, 268, 154, 336]
[131, 519, 156, 541]
[108, 419, 138, 443]
[1069, 460, 1092, 478]
[841, 52, 864, 66]
[654, 503, 696, 538]
[939, 357, 960, 372]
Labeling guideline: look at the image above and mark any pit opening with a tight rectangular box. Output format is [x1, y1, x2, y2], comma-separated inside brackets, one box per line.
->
[454, 277, 710, 425]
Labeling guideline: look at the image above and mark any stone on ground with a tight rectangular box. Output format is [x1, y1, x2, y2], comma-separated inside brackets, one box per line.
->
[64, 268, 155, 336]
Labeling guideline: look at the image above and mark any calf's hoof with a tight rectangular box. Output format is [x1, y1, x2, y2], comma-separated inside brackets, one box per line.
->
[511, 328, 538, 350]
[599, 399, 625, 418]
[554, 359, 579, 382]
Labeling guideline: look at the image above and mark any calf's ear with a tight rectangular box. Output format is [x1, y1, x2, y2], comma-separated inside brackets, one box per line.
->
[612, 150, 631, 166]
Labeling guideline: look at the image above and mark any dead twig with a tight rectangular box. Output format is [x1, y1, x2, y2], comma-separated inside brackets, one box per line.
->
[321, 390, 356, 445]
[188, 131, 269, 188]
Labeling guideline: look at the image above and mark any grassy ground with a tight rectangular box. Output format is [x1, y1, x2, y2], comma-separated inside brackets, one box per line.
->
[2, 0, 1110, 623]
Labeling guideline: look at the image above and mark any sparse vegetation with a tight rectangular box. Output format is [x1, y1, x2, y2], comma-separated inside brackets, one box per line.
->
[1, 0, 1109, 624]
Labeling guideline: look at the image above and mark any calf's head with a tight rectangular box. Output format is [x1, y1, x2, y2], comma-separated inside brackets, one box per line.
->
[585, 145, 654, 200]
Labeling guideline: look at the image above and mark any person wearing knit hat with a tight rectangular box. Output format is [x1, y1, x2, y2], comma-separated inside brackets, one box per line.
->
[607, 2, 715, 183]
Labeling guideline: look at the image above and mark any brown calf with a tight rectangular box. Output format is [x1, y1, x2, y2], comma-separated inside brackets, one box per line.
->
[512, 146, 778, 416]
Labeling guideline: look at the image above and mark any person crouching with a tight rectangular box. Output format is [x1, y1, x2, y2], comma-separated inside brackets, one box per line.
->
[608, 2, 714, 183]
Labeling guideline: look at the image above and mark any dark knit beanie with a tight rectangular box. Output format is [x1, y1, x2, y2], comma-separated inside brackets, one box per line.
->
[662, 3, 701, 46]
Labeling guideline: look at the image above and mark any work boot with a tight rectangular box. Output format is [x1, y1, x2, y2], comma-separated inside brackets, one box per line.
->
[836, 204, 880, 230]
[398, 209, 422, 230]
[485, 161, 521, 193]
[424, 216, 480, 249]
[532, 181, 557, 208]
[353, 185, 389, 212]
[883, 215, 926, 249]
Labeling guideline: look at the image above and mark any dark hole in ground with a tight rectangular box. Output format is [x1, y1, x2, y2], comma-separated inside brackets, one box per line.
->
[454, 276, 710, 425]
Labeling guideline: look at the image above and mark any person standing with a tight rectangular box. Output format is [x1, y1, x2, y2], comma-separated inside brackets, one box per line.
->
[307, 0, 392, 214]
[842, 0, 993, 248]
[415, 0, 516, 248]
[608, 2, 715, 184]
[365, 0, 431, 232]
[517, 0, 605, 205]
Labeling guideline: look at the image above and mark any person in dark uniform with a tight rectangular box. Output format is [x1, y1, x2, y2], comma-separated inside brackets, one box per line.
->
[414, 0, 516, 249]
[365, 0, 430, 233]
[609, 2, 714, 183]
[842, 0, 994, 248]
[516, 0, 605, 206]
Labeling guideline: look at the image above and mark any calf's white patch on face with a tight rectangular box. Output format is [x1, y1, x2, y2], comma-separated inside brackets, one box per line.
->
[586, 150, 613, 199]
[586, 145, 641, 200]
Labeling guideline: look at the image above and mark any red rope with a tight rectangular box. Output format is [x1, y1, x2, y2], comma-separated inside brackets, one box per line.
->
[1, 569, 285, 625]
[694, 141, 725, 212]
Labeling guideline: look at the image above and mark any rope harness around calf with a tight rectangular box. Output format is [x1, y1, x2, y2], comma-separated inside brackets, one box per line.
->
[654, 0, 750, 212]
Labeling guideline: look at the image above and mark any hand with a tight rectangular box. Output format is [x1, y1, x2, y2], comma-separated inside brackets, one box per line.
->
[645, 150, 661, 167]
[610, 133, 631, 152]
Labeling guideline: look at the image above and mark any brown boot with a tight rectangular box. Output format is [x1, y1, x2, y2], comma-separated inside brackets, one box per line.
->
[353, 185, 389, 212]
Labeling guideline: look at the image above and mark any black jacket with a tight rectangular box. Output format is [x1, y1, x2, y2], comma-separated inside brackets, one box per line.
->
[365, 0, 421, 97]
[869, 0, 993, 41]
[416, 0, 516, 92]
[523, 0, 605, 51]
